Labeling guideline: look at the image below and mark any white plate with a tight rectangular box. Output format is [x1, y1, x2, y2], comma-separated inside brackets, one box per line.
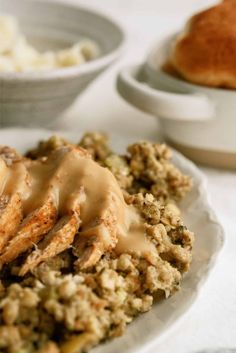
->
[0, 128, 225, 353]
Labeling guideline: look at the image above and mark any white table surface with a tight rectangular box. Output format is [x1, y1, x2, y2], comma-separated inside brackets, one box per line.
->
[51, 1, 236, 352]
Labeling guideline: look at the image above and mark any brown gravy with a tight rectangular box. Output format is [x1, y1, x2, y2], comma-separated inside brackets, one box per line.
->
[0, 147, 155, 255]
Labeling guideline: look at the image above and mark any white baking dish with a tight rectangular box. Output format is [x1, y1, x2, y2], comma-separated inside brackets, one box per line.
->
[117, 35, 236, 169]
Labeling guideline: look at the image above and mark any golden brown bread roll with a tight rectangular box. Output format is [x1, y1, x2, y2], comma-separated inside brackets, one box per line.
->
[166, 0, 236, 88]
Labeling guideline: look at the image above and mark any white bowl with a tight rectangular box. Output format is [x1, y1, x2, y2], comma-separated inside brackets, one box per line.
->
[117, 34, 236, 169]
[0, 0, 124, 126]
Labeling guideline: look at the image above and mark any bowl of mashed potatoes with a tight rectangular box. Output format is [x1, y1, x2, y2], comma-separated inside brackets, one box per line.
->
[0, 0, 124, 126]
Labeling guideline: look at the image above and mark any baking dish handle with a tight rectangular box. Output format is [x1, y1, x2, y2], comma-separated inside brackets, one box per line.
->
[117, 64, 215, 121]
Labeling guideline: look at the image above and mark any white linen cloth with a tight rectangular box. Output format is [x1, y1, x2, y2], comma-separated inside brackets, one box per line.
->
[50, 0, 236, 351]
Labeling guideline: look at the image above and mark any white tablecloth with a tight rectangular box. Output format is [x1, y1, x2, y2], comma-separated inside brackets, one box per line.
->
[52, 1, 236, 351]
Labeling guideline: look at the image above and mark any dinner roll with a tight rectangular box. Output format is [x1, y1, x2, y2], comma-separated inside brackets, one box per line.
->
[166, 0, 236, 88]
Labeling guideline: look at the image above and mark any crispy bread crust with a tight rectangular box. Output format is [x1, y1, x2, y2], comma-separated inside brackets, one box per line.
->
[169, 0, 236, 88]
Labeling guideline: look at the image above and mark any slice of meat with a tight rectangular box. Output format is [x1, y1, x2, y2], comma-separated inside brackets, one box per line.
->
[0, 156, 28, 252]
[0, 144, 126, 274]
[73, 207, 117, 269]
[73, 231, 105, 270]
[0, 146, 23, 166]
[20, 187, 86, 275]
[20, 213, 81, 276]
[0, 193, 23, 252]
[0, 197, 57, 266]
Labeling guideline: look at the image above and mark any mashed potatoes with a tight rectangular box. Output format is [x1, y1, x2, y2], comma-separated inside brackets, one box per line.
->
[0, 15, 99, 73]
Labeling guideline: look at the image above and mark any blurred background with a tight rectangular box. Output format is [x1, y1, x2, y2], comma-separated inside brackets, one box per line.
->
[56, 0, 220, 138]
[65, 0, 218, 15]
